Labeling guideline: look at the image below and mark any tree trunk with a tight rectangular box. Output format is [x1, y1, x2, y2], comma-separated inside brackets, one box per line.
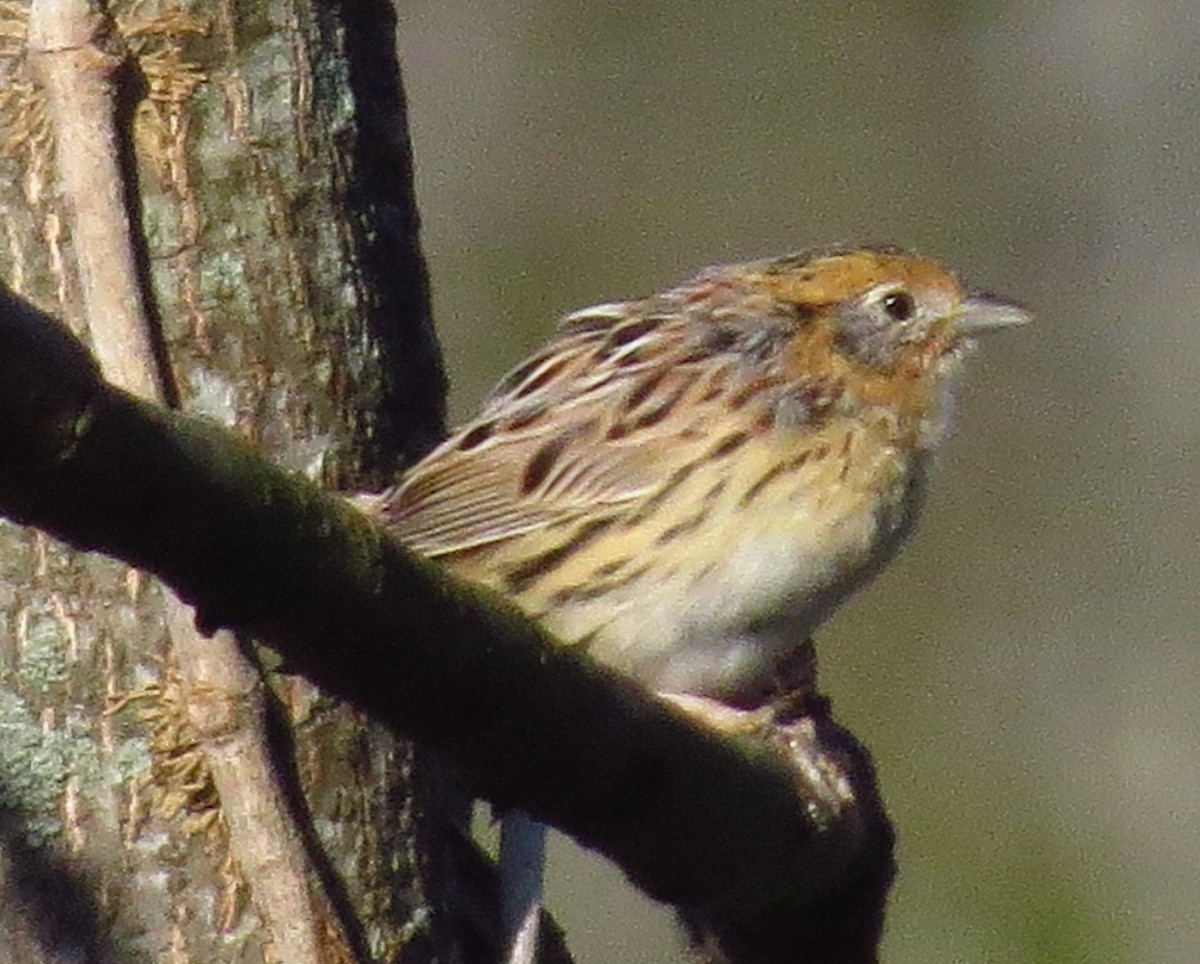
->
[0, 1, 451, 960]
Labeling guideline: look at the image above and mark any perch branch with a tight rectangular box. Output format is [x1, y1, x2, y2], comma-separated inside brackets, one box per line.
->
[0, 283, 893, 964]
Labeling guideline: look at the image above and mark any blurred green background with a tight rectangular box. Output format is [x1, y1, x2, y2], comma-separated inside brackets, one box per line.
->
[398, 3, 1199, 962]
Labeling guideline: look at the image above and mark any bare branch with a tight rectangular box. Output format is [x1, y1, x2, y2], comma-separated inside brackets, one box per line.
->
[27, 0, 170, 403]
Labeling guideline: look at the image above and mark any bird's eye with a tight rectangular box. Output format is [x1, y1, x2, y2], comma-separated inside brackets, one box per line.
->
[881, 290, 915, 322]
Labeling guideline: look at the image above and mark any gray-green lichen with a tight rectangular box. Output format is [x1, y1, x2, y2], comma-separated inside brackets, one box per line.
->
[18, 613, 70, 696]
[0, 687, 70, 843]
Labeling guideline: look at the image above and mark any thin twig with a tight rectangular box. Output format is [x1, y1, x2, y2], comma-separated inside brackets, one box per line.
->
[27, 0, 164, 401]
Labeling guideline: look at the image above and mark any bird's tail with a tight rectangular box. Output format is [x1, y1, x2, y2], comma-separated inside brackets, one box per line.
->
[498, 810, 547, 964]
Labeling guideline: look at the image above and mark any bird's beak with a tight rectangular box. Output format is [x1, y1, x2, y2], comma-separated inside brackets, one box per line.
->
[957, 293, 1032, 335]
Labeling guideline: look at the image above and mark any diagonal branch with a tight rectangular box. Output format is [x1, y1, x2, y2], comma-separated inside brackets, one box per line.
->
[0, 282, 894, 964]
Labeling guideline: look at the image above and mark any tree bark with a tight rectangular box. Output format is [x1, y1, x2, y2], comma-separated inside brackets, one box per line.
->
[0, 1, 454, 961]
